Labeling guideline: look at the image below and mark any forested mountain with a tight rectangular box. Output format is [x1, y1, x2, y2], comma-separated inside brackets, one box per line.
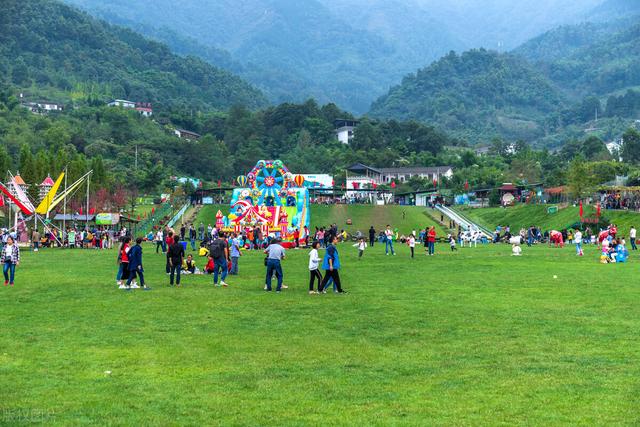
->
[585, 0, 640, 22]
[0, 0, 267, 111]
[62, 0, 603, 114]
[369, 49, 566, 143]
[516, 19, 640, 99]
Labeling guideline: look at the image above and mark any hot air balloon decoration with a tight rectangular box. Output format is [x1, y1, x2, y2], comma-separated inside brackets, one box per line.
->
[294, 175, 305, 188]
[237, 175, 248, 187]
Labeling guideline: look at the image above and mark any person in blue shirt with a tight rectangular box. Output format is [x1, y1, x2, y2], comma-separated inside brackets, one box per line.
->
[126, 237, 150, 290]
[229, 233, 242, 275]
[318, 235, 347, 294]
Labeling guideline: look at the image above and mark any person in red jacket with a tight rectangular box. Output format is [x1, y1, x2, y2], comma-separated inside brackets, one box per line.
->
[426, 226, 436, 256]
[165, 231, 175, 274]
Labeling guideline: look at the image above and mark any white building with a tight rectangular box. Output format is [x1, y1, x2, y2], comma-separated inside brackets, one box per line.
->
[21, 101, 63, 114]
[174, 129, 201, 140]
[108, 99, 136, 109]
[607, 138, 623, 161]
[334, 119, 358, 145]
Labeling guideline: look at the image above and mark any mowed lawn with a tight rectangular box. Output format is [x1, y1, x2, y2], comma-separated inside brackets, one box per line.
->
[2, 242, 640, 425]
[195, 204, 447, 235]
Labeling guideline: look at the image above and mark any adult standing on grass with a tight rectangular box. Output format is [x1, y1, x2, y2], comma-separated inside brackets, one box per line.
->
[168, 236, 185, 286]
[630, 226, 637, 250]
[319, 235, 346, 294]
[189, 224, 197, 251]
[229, 233, 241, 275]
[116, 236, 131, 289]
[31, 229, 40, 252]
[155, 229, 164, 254]
[308, 241, 322, 294]
[264, 238, 286, 292]
[369, 226, 376, 248]
[426, 226, 436, 256]
[165, 231, 174, 274]
[126, 237, 150, 290]
[209, 232, 229, 287]
[384, 225, 395, 256]
[574, 229, 583, 256]
[2, 236, 20, 287]
[198, 222, 205, 241]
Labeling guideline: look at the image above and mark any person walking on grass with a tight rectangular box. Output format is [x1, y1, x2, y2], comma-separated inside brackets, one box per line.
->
[125, 237, 150, 291]
[319, 235, 346, 294]
[354, 237, 367, 259]
[574, 229, 584, 256]
[116, 236, 131, 289]
[630, 226, 637, 250]
[308, 241, 322, 294]
[2, 236, 20, 287]
[168, 236, 185, 286]
[384, 225, 395, 256]
[426, 226, 436, 256]
[209, 232, 229, 287]
[264, 238, 286, 292]
[369, 226, 376, 247]
[229, 233, 241, 275]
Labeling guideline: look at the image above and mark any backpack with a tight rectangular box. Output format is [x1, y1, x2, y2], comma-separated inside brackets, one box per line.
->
[210, 240, 224, 259]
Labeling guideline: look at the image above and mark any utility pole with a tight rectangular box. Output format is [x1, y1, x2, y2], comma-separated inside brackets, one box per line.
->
[135, 145, 138, 170]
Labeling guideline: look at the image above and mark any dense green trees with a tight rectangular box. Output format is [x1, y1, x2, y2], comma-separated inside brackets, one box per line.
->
[0, 0, 267, 112]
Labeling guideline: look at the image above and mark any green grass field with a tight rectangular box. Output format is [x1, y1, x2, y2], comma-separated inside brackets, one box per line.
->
[2, 238, 640, 425]
[195, 204, 448, 236]
[456, 204, 640, 237]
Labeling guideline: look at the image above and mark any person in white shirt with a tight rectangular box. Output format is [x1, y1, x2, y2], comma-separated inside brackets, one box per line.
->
[384, 225, 395, 255]
[308, 241, 322, 294]
[574, 229, 583, 256]
[408, 234, 416, 258]
[630, 226, 637, 250]
[353, 237, 367, 259]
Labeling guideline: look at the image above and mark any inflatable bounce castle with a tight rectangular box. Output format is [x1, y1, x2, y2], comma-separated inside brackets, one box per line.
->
[218, 160, 310, 245]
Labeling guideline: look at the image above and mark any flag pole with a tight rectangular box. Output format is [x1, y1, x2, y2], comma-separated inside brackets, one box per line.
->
[63, 166, 68, 240]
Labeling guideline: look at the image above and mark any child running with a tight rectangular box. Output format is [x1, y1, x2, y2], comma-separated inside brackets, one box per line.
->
[448, 234, 457, 252]
[353, 237, 367, 259]
[308, 241, 322, 294]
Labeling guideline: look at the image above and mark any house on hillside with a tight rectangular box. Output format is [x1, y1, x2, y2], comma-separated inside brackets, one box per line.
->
[474, 146, 491, 156]
[334, 119, 359, 144]
[135, 102, 153, 117]
[108, 99, 136, 109]
[174, 129, 201, 141]
[345, 163, 454, 189]
[21, 101, 64, 114]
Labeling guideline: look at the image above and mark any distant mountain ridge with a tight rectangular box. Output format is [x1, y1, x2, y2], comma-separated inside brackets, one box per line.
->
[61, 0, 604, 114]
[0, 0, 267, 111]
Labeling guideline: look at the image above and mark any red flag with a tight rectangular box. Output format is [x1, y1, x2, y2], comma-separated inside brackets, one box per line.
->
[341, 183, 345, 190]
[433, 178, 438, 188]
[352, 182, 360, 189]
[0, 195, 4, 207]
[579, 201, 583, 218]
[390, 181, 396, 189]
[89, 207, 96, 215]
[218, 180, 222, 188]
[372, 182, 377, 189]
[79, 207, 83, 215]
[332, 180, 335, 187]
[596, 203, 601, 217]
[464, 180, 469, 191]
[151, 207, 155, 214]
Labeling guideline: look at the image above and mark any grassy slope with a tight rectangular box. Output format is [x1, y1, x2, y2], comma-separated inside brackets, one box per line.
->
[194, 204, 447, 235]
[456, 204, 640, 236]
[2, 243, 640, 424]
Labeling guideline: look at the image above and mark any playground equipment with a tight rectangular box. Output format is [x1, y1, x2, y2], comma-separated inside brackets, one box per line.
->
[222, 160, 310, 243]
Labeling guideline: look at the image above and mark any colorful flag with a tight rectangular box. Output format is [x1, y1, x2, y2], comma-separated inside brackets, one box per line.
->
[579, 201, 583, 218]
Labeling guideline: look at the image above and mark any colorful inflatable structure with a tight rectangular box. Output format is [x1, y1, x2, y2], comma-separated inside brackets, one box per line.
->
[220, 160, 310, 244]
